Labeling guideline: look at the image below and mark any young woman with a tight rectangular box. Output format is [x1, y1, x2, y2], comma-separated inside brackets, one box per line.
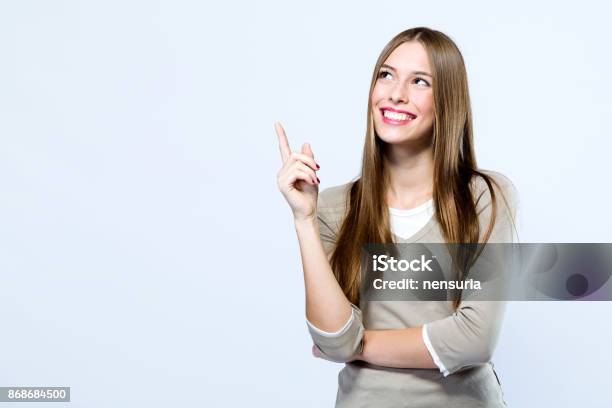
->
[275, 27, 518, 407]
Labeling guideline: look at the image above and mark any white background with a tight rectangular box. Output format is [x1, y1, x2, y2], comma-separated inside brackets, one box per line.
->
[1, 0, 611, 406]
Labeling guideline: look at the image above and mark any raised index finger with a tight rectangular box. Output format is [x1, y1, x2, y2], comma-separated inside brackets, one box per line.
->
[275, 122, 291, 163]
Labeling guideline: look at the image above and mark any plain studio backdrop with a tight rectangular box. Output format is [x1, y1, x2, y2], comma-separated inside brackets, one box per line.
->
[1, 0, 610, 406]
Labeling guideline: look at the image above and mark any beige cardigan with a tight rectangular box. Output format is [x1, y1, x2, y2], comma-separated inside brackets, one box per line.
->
[307, 170, 518, 408]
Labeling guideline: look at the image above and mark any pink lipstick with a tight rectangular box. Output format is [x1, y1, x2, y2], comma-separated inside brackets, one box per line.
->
[380, 107, 417, 126]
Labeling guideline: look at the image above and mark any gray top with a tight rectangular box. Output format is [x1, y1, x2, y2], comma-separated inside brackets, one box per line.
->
[308, 170, 519, 407]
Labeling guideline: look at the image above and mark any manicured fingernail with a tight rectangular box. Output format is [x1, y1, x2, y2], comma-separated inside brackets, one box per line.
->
[317, 177, 320, 183]
[316, 163, 320, 169]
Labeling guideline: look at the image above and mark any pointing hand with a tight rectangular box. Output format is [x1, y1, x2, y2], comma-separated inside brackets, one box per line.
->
[275, 122, 320, 222]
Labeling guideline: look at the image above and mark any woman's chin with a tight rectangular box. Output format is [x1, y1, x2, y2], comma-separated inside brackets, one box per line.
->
[377, 131, 430, 146]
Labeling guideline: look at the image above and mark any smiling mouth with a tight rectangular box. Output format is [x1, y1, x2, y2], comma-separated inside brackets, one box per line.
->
[380, 108, 417, 125]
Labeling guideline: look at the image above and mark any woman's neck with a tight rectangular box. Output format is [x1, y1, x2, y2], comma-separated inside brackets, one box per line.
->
[384, 143, 434, 210]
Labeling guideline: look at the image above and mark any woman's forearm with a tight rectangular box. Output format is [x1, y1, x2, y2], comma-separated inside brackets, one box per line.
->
[294, 216, 352, 333]
[359, 327, 437, 369]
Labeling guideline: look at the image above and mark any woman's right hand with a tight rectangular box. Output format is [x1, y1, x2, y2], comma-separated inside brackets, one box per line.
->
[275, 122, 320, 222]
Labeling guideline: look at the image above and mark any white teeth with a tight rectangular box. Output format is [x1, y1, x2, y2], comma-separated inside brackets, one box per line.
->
[383, 110, 414, 121]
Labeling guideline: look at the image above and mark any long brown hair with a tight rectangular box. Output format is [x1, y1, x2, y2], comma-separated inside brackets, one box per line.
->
[330, 27, 512, 309]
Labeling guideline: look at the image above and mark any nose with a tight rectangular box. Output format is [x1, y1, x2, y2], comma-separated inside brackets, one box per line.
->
[389, 82, 409, 105]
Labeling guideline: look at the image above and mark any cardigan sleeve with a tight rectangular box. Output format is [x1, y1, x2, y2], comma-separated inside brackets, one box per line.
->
[306, 185, 365, 362]
[422, 323, 450, 376]
[307, 307, 355, 337]
[424, 173, 519, 375]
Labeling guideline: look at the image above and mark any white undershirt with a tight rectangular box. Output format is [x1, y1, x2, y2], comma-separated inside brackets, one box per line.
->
[307, 199, 449, 376]
[389, 198, 435, 239]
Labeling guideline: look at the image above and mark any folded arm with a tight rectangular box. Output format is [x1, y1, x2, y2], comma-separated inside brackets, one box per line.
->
[358, 326, 437, 369]
[351, 300, 505, 375]
[312, 300, 504, 376]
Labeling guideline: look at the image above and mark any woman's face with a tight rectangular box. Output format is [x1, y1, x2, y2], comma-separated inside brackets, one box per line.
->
[371, 41, 434, 145]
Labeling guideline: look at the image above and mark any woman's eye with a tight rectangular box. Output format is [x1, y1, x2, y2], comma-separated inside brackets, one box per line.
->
[378, 70, 392, 79]
[414, 77, 430, 87]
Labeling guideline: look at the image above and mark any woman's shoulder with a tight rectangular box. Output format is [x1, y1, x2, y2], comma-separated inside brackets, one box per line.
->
[471, 169, 520, 218]
[315, 181, 354, 237]
[471, 169, 516, 189]
[317, 181, 354, 211]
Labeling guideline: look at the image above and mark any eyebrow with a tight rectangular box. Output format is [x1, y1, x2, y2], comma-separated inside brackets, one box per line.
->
[380, 64, 432, 77]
